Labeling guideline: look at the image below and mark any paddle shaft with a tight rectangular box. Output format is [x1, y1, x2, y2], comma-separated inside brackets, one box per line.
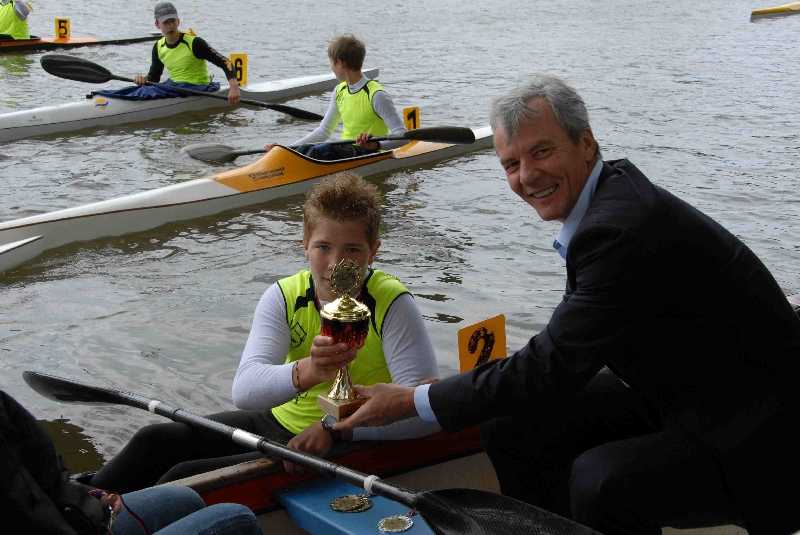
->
[22, 372, 416, 505]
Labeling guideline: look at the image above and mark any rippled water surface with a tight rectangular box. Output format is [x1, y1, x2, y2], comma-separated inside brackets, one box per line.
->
[2, 1, 799, 470]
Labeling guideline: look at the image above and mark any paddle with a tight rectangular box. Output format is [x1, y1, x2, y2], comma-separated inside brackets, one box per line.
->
[23, 371, 600, 535]
[181, 126, 478, 164]
[39, 54, 323, 121]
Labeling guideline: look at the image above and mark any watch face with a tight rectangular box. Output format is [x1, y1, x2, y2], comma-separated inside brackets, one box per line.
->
[322, 414, 337, 430]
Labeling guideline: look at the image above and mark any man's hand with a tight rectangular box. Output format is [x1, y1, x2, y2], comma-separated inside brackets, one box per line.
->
[296, 335, 357, 390]
[227, 78, 241, 105]
[333, 383, 416, 432]
[356, 132, 379, 151]
[283, 423, 333, 473]
[133, 74, 147, 85]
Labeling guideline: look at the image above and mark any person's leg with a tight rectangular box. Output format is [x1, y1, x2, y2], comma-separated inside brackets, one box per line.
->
[154, 503, 262, 535]
[305, 143, 377, 160]
[157, 410, 295, 483]
[112, 485, 204, 535]
[92, 410, 281, 493]
[480, 370, 657, 517]
[570, 429, 743, 534]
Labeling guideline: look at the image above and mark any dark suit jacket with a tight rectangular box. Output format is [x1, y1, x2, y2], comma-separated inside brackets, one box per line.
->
[429, 159, 800, 534]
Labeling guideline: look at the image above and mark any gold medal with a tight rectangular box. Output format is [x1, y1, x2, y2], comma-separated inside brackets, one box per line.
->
[330, 494, 373, 513]
[378, 515, 414, 532]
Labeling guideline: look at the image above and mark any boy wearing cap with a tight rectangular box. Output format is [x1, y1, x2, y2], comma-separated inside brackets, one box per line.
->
[265, 34, 405, 160]
[0, 0, 32, 40]
[134, 2, 240, 105]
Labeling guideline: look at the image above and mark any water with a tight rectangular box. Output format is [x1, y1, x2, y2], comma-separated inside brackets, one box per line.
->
[1, 1, 798, 472]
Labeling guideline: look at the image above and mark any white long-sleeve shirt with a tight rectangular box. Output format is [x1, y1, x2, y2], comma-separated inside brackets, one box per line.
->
[292, 76, 407, 150]
[232, 282, 441, 441]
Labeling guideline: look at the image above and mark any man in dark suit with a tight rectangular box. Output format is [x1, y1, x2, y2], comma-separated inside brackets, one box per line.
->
[334, 74, 800, 534]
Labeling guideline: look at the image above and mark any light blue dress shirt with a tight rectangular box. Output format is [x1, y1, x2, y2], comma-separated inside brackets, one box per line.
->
[413, 158, 604, 424]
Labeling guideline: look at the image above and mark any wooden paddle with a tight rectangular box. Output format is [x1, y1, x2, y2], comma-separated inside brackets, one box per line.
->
[23, 371, 600, 535]
[181, 126, 478, 164]
[39, 54, 323, 121]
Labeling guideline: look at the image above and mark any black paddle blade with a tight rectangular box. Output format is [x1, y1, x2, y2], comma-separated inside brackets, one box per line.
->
[416, 488, 603, 535]
[40, 54, 114, 84]
[406, 126, 476, 144]
[23, 371, 121, 405]
[181, 143, 241, 163]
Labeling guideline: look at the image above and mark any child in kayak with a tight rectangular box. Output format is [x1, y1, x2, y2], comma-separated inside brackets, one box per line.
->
[131, 2, 240, 104]
[0, 1, 32, 40]
[265, 34, 406, 160]
[90, 172, 440, 493]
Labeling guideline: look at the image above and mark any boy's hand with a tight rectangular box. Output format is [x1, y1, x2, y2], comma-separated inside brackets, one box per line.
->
[227, 78, 241, 105]
[282, 423, 333, 473]
[133, 74, 147, 85]
[297, 336, 357, 389]
[356, 132, 379, 150]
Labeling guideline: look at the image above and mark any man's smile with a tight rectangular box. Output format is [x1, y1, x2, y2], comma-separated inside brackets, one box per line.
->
[530, 184, 559, 199]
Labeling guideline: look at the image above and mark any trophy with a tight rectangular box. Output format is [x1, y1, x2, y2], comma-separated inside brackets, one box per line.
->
[317, 259, 370, 420]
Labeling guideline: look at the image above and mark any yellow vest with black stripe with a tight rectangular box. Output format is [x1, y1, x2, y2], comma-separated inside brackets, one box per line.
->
[0, 1, 30, 39]
[336, 79, 390, 140]
[271, 269, 406, 434]
[156, 33, 210, 85]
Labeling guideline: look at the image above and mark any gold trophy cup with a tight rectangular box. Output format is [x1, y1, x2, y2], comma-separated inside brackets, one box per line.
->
[317, 259, 370, 420]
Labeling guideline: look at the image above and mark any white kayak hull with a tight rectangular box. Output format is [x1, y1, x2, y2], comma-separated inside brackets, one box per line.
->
[0, 68, 378, 143]
[0, 126, 493, 274]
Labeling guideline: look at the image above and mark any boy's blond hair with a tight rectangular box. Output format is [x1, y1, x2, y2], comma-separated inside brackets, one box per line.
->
[303, 172, 381, 246]
[327, 34, 366, 71]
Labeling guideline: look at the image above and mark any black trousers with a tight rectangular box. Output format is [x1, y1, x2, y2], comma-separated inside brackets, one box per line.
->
[90, 410, 295, 494]
[481, 371, 744, 534]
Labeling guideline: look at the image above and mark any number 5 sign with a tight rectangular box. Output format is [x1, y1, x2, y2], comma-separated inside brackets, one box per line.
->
[457, 314, 507, 372]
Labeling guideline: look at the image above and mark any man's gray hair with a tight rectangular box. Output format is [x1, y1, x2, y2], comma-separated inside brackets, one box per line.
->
[490, 74, 591, 144]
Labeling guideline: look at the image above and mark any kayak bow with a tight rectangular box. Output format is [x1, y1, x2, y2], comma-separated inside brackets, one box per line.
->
[0, 33, 160, 53]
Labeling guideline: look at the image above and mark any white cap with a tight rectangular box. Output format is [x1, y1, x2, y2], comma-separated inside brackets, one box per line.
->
[154, 1, 178, 23]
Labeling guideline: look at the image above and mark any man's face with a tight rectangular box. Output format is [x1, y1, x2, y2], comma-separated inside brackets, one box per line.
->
[495, 98, 597, 222]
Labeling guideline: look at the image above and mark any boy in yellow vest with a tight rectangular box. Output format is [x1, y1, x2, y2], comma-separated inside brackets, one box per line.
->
[132, 2, 240, 105]
[265, 34, 406, 160]
[90, 172, 440, 492]
[0, 0, 31, 40]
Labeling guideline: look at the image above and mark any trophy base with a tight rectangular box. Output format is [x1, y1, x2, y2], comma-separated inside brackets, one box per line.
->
[317, 394, 366, 420]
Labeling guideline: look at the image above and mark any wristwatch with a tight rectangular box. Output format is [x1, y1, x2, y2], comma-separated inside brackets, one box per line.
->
[320, 414, 342, 442]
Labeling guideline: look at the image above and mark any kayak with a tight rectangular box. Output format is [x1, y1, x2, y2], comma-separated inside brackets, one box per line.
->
[751, 1, 800, 17]
[0, 126, 493, 274]
[0, 67, 378, 143]
[173, 426, 498, 535]
[0, 33, 160, 53]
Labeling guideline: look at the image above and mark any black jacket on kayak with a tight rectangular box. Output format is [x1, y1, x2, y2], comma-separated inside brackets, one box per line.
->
[0, 390, 108, 534]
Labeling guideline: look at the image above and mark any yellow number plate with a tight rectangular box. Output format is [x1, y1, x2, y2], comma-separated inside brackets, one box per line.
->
[403, 106, 420, 130]
[55, 18, 71, 40]
[228, 53, 248, 86]
[458, 314, 507, 372]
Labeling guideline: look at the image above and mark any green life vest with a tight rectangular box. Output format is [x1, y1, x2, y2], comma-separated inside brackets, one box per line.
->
[0, 1, 30, 40]
[335, 79, 390, 140]
[271, 269, 407, 434]
[156, 33, 210, 85]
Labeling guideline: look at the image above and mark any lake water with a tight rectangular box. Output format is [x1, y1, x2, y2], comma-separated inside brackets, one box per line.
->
[1, 0, 798, 473]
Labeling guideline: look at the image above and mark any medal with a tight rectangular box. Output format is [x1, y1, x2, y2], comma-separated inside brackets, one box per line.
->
[378, 514, 414, 532]
[330, 494, 373, 513]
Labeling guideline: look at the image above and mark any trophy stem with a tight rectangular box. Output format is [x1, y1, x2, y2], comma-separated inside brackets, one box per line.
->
[328, 366, 356, 400]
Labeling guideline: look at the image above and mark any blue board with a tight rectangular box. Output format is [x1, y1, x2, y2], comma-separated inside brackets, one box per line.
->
[277, 478, 434, 534]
